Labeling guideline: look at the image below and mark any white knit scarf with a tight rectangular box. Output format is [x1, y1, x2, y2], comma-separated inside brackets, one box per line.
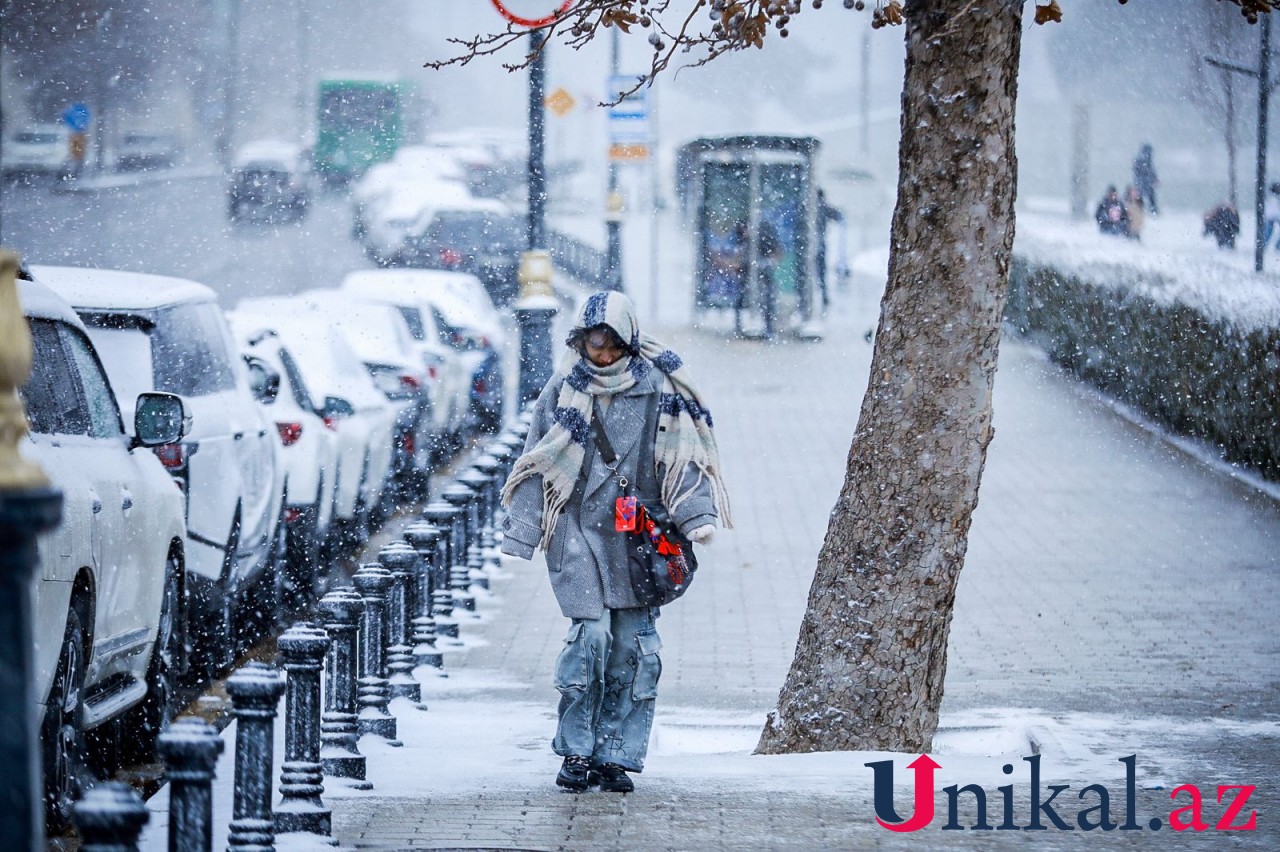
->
[501, 291, 733, 550]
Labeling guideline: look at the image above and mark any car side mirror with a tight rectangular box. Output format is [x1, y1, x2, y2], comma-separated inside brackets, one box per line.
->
[244, 355, 280, 404]
[133, 392, 189, 448]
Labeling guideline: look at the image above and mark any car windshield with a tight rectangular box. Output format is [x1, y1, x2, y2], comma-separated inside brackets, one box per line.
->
[151, 303, 237, 396]
[424, 212, 522, 253]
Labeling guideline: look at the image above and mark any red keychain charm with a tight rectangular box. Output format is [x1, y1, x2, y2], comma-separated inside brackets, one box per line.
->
[615, 495, 638, 531]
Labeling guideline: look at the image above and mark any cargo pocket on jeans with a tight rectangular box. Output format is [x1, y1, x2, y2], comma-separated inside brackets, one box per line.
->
[553, 622, 589, 691]
[631, 629, 662, 701]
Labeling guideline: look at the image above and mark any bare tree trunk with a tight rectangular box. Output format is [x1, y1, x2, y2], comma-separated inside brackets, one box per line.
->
[757, 0, 1023, 755]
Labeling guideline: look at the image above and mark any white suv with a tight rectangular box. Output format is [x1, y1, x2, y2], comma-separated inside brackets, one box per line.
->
[35, 266, 283, 672]
[19, 274, 188, 830]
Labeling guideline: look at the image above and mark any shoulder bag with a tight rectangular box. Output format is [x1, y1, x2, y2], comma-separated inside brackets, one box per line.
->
[590, 400, 697, 607]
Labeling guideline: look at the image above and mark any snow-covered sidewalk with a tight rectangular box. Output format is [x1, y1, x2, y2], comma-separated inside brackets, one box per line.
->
[138, 210, 1280, 849]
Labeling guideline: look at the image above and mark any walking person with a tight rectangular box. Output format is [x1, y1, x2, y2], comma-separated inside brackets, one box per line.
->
[500, 291, 731, 793]
[1133, 143, 1159, 215]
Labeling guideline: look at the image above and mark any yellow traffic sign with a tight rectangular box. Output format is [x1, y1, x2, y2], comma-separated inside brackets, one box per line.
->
[545, 87, 576, 117]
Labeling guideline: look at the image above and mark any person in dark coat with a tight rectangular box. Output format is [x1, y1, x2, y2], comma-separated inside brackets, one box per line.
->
[1133, 143, 1159, 215]
[501, 291, 731, 794]
[1203, 202, 1240, 250]
[1095, 185, 1129, 237]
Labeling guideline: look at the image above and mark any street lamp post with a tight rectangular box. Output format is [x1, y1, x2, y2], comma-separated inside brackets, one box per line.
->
[606, 27, 624, 292]
[0, 251, 63, 850]
[1205, 13, 1273, 273]
[516, 30, 558, 405]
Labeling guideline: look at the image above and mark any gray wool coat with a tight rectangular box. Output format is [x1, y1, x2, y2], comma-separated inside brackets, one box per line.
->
[500, 368, 718, 620]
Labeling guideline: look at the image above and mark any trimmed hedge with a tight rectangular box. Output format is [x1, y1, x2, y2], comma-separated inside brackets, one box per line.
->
[1006, 256, 1280, 481]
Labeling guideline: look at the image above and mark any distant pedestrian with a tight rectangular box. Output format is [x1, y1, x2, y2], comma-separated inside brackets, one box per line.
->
[1203, 202, 1240, 250]
[815, 189, 845, 311]
[500, 291, 730, 794]
[1122, 185, 1145, 241]
[1094, 185, 1129, 237]
[1264, 183, 1280, 249]
[1133, 143, 1159, 215]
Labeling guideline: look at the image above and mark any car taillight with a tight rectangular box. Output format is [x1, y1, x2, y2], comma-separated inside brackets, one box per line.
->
[426, 364, 438, 380]
[400, 374, 422, 392]
[283, 507, 303, 524]
[153, 442, 186, 471]
[276, 421, 303, 446]
[322, 415, 340, 431]
[439, 247, 462, 267]
[401, 427, 415, 457]
[473, 377, 487, 395]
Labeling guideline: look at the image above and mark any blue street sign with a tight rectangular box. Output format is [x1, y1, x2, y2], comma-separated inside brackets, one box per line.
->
[607, 75, 648, 121]
[62, 102, 90, 133]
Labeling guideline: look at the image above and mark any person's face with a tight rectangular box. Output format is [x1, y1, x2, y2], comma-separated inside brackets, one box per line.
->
[584, 327, 627, 367]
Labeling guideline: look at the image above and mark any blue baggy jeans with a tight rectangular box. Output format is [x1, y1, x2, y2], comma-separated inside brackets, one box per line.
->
[552, 606, 661, 772]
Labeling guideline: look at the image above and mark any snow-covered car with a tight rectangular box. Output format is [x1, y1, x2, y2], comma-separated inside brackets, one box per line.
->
[227, 314, 339, 603]
[114, 130, 181, 171]
[339, 268, 506, 434]
[362, 179, 472, 265]
[351, 146, 468, 243]
[18, 274, 188, 830]
[234, 299, 398, 547]
[35, 265, 284, 672]
[292, 289, 434, 499]
[403, 198, 524, 305]
[2, 124, 68, 179]
[229, 139, 311, 221]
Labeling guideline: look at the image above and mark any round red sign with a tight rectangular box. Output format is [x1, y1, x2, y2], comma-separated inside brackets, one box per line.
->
[490, 0, 572, 28]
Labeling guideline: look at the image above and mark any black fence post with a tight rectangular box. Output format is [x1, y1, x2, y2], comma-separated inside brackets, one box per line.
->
[158, 717, 225, 852]
[421, 503, 461, 639]
[402, 522, 444, 671]
[351, 565, 399, 743]
[377, 543, 422, 705]
[274, 623, 333, 839]
[317, 589, 370, 788]
[73, 783, 149, 852]
[225, 662, 286, 852]
[438, 484, 477, 612]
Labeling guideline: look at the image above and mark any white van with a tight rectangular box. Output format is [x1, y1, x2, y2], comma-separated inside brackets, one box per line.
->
[35, 266, 284, 671]
[19, 273, 187, 829]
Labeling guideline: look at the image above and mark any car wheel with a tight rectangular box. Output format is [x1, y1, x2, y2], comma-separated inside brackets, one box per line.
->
[123, 552, 186, 762]
[43, 605, 90, 834]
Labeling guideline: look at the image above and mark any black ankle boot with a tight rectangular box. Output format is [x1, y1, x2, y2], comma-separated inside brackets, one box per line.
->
[596, 762, 634, 793]
[556, 755, 591, 791]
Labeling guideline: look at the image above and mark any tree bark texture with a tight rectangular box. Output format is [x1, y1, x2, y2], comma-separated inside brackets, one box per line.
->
[757, 0, 1023, 755]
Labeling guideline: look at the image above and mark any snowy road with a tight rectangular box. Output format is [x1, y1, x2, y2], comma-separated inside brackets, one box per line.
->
[0, 171, 373, 304]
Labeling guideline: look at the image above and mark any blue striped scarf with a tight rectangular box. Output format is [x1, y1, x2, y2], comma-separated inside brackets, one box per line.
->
[501, 291, 732, 550]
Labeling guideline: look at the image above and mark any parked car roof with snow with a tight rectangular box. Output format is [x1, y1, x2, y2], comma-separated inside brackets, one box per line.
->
[29, 265, 216, 311]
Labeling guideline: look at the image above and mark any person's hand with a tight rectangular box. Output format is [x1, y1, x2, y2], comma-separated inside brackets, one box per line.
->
[687, 524, 716, 545]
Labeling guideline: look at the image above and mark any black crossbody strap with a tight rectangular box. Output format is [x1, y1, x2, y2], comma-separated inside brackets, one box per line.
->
[589, 399, 619, 466]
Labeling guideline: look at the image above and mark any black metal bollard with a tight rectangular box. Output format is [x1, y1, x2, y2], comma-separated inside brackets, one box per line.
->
[457, 467, 495, 588]
[158, 717, 225, 852]
[275, 624, 334, 839]
[421, 502, 461, 638]
[377, 543, 422, 704]
[439, 483, 478, 612]
[225, 661, 286, 852]
[73, 782, 149, 852]
[316, 590, 370, 788]
[351, 565, 399, 743]
[402, 522, 444, 670]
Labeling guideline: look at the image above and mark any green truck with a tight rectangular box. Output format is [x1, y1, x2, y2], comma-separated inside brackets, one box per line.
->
[313, 75, 419, 184]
